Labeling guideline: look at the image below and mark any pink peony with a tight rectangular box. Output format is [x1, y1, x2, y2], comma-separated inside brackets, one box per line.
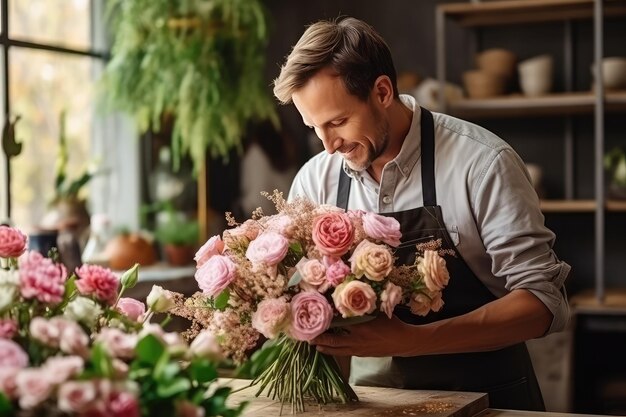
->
[16, 369, 53, 409]
[0, 367, 19, 399]
[380, 282, 403, 319]
[295, 258, 327, 292]
[332, 280, 377, 318]
[362, 212, 402, 247]
[311, 212, 354, 257]
[58, 380, 98, 413]
[289, 291, 333, 341]
[0, 339, 28, 369]
[116, 297, 146, 321]
[19, 251, 66, 305]
[75, 264, 120, 305]
[194, 235, 224, 268]
[245, 231, 289, 266]
[251, 298, 291, 339]
[43, 356, 84, 385]
[0, 318, 17, 339]
[0, 225, 28, 258]
[107, 390, 140, 417]
[195, 255, 237, 297]
[325, 260, 351, 287]
[350, 240, 394, 281]
[418, 250, 450, 292]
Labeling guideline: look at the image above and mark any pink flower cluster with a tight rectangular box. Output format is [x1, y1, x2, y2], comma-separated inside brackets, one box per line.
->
[19, 251, 67, 305]
[0, 225, 28, 258]
[75, 264, 120, 305]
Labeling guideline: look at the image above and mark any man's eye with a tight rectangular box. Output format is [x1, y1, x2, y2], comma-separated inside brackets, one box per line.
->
[331, 119, 345, 127]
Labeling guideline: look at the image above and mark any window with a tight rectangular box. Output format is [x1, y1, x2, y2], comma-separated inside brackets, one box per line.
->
[0, 0, 139, 232]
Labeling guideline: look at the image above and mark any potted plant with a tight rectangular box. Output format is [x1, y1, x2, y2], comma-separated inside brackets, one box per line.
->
[605, 147, 626, 199]
[99, 0, 277, 171]
[154, 210, 200, 266]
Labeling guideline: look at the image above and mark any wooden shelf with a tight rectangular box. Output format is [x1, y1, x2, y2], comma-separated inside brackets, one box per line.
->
[447, 91, 626, 119]
[539, 199, 626, 212]
[439, 0, 626, 27]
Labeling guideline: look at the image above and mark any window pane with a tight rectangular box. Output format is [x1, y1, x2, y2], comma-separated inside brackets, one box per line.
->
[9, 0, 91, 50]
[9, 48, 95, 230]
[0, 47, 6, 221]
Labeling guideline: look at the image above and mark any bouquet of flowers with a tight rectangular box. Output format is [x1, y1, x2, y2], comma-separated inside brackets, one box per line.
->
[0, 225, 247, 417]
[170, 192, 451, 413]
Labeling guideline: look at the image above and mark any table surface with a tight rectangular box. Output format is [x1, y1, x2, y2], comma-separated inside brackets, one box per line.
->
[226, 379, 489, 417]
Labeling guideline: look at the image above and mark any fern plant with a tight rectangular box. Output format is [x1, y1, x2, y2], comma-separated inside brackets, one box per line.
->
[99, 0, 277, 171]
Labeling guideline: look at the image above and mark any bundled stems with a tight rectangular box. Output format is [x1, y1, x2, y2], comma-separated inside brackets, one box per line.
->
[251, 336, 358, 414]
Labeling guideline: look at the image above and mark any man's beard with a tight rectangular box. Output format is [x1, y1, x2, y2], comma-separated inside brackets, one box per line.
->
[345, 116, 390, 172]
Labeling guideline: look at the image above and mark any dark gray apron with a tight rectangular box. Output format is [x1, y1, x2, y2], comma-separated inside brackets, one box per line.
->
[336, 108, 545, 411]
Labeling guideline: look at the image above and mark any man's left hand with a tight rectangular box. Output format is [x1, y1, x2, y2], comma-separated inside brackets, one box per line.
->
[310, 315, 416, 357]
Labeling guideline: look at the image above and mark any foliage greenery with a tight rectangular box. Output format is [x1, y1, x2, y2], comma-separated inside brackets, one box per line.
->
[99, 0, 277, 172]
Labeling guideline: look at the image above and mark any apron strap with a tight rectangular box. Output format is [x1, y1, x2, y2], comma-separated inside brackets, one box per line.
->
[337, 167, 351, 210]
[420, 108, 437, 207]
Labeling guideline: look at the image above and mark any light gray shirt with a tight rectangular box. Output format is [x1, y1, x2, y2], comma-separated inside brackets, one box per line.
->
[289, 95, 570, 334]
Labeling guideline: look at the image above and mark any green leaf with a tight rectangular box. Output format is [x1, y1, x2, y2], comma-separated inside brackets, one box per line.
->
[136, 334, 166, 366]
[213, 289, 230, 311]
[236, 341, 281, 379]
[287, 270, 303, 288]
[189, 359, 218, 384]
[91, 343, 114, 378]
[156, 377, 191, 398]
[0, 392, 14, 416]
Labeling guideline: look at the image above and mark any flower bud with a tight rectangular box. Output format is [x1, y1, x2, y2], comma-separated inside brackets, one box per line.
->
[146, 285, 175, 313]
[189, 330, 222, 361]
[120, 263, 140, 289]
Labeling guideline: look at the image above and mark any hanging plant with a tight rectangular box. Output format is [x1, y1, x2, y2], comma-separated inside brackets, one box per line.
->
[99, 0, 277, 171]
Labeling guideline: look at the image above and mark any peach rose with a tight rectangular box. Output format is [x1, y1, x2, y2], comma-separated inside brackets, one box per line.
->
[418, 250, 449, 292]
[349, 240, 394, 281]
[311, 212, 354, 257]
[251, 298, 291, 339]
[296, 258, 327, 292]
[409, 292, 432, 316]
[332, 280, 377, 318]
[380, 282, 403, 319]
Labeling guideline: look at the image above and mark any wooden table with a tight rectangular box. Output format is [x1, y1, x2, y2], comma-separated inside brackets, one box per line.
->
[227, 379, 489, 417]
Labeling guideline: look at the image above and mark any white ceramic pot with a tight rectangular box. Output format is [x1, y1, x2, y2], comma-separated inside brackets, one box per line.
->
[518, 55, 554, 96]
[591, 57, 626, 90]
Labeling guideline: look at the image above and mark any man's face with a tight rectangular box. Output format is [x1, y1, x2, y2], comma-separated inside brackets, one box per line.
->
[292, 69, 389, 172]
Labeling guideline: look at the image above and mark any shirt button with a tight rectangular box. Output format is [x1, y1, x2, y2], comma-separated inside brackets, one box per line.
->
[382, 195, 392, 204]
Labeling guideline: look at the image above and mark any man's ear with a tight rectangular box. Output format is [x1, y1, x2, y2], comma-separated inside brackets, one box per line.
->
[372, 75, 394, 108]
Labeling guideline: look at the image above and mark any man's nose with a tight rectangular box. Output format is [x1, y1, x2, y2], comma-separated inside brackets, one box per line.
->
[318, 128, 341, 154]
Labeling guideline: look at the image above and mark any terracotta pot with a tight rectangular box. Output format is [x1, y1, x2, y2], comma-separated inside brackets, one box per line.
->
[105, 233, 157, 270]
[476, 48, 517, 79]
[163, 244, 196, 266]
[462, 70, 506, 99]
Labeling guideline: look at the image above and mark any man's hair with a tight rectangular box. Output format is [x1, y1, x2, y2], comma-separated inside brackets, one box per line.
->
[273, 17, 399, 104]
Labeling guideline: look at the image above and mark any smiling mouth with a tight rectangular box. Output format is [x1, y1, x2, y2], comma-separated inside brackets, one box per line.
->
[339, 144, 358, 156]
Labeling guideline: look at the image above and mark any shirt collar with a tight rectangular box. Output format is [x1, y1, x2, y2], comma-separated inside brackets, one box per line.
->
[342, 94, 422, 180]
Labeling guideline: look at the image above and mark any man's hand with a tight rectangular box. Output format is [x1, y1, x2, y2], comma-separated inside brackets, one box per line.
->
[311, 315, 415, 357]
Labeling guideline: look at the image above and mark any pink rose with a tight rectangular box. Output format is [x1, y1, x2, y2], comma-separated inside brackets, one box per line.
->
[106, 390, 140, 417]
[96, 328, 137, 360]
[296, 258, 327, 292]
[0, 367, 19, 399]
[223, 220, 260, 247]
[362, 212, 401, 247]
[0, 225, 28, 258]
[289, 291, 333, 341]
[325, 260, 351, 287]
[409, 292, 432, 316]
[380, 282, 403, 319]
[194, 235, 224, 268]
[0, 318, 17, 339]
[0, 339, 28, 368]
[349, 240, 394, 281]
[19, 251, 66, 305]
[251, 298, 291, 339]
[332, 280, 377, 318]
[75, 264, 120, 305]
[195, 255, 237, 297]
[16, 369, 53, 409]
[58, 380, 98, 413]
[116, 297, 146, 322]
[189, 330, 222, 360]
[43, 356, 84, 385]
[418, 250, 450, 292]
[59, 322, 90, 358]
[246, 231, 289, 266]
[311, 212, 354, 257]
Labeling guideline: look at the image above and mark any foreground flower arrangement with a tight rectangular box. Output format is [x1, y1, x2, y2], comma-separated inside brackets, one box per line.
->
[170, 192, 451, 413]
[0, 225, 246, 417]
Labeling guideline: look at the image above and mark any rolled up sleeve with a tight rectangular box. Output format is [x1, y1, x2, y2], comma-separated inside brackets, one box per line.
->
[474, 149, 571, 334]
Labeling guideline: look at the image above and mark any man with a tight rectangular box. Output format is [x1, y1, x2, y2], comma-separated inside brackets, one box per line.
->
[274, 17, 570, 411]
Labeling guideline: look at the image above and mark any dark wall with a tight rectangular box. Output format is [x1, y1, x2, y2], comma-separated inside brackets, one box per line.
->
[263, 1, 626, 294]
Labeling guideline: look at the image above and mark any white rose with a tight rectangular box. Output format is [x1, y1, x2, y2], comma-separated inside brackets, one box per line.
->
[0, 286, 17, 311]
[64, 297, 103, 327]
[146, 285, 175, 313]
[0, 269, 19, 286]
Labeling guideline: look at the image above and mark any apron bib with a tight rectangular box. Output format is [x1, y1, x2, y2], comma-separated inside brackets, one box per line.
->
[336, 108, 545, 411]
